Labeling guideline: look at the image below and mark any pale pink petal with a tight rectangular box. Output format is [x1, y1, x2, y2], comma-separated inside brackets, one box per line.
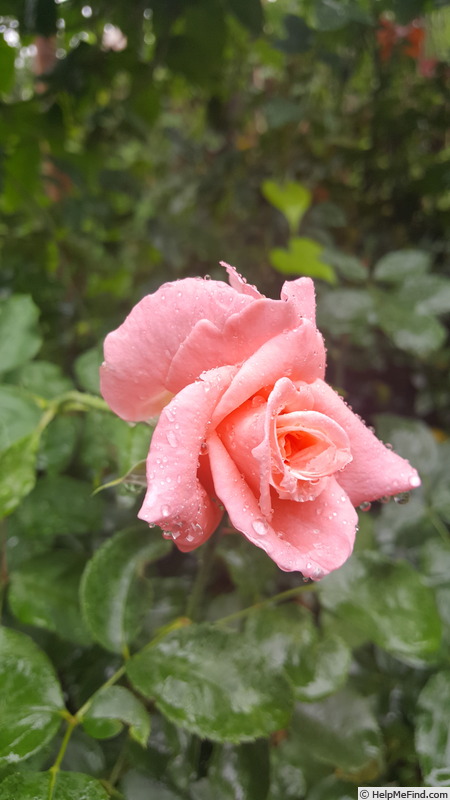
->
[212, 321, 326, 427]
[221, 261, 263, 298]
[280, 277, 317, 324]
[100, 278, 254, 421]
[208, 432, 356, 578]
[310, 379, 421, 505]
[138, 365, 237, 551]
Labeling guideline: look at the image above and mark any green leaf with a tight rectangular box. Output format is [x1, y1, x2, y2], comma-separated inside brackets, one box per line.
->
[127, 623, 293, 742]
[317, 288, 375, 342]
[401, 274, 450, 316]
[270, 237, 337, 283]
[80, 527, 171, 653]
[311, 0, 370, 30]
[10, 475, 104, 540]
[0, 627, 64, 765]
[0, 36, 15, 95]
[293, 688, 382, 774]
[13, 360, 73, 399]
[0, 434, 39, 519]
[261, 180, 311, 232]
[321, 248, 368, 283]
[37, 415, 81, 474]
[227, 0, 264, 34]
[121, 772, 185, 800]
[8, 552, 92, 645]
[318, 551, 441, 662]
[416, 671, 450, 786]
[376, 297, 446, 357]
[218, 536, 277, 601]
[373, 249, 431, 283]
[83, 686, 151, 746]
[0, 771, 109, 800]
[0, 386, 41, 451]
[244, 605, 350, 702]
[0, 295, 41, 375]
[74, 346, 103, 394]
[80, 410, 151, 482]
[374, 415, 438, 479]
[193, 741, 270, 800]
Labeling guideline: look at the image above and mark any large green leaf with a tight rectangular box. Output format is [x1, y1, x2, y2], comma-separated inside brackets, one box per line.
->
[8, 552, 92, 645]
[374, 415, 438, 479]
[319, 551, 441, 662]
[0, 771, 108, 800]
[80, 527, 171, 653]
[13, 360, 73, 399]
[0, 295, 41, 374]
[82, 686, 151, 746]
[376, 295, 446, 357]
[127, 623, 293, 742]
[0, 627, 64, 765]
[0, 37, 16, 96]
[10, 475, 104, 540]
[261, 180, 311, 232]
[416, 671, 450, 786]
[293, 688, 382, 774]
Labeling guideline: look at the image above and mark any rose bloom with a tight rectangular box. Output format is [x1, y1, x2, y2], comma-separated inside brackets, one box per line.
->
[100, 264, 420, 579]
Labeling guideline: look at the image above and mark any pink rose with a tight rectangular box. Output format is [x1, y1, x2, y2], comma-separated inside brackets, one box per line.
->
[100, 264, 420, 579]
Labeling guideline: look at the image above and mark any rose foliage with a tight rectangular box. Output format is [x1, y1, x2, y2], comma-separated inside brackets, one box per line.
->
[101, 264, 419, 578]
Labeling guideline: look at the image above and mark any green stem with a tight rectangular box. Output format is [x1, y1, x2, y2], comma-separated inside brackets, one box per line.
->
[215, 582, 318, 627]
[47, 717, 77, 800]
[428, 508, 449, 543]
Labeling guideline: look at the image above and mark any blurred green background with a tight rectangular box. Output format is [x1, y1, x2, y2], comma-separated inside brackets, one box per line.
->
[1, 1, 450, 798]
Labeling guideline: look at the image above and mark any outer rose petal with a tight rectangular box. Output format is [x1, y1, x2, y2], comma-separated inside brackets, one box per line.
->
[100, 278, 255, 421]
[138, 365, 237, 551]
[208, 432, 357, 578]
[310, 379, 421, 505]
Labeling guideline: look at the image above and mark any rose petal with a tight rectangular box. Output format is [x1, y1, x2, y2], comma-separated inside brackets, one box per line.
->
[310, 379, 421, 504]
[221, 261, 263, 298]
[212, 320, 326, 427]
[100, 278, 254, 421]
[208, 431, 357, 578]
[166, 294, 301, 393]
[280, 276, 317, 324]
[138, 366, 237, 551]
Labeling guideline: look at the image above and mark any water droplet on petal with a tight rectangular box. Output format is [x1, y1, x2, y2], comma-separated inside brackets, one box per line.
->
[359, 501, 372, 512]
[252, 519, 269, 536]
[394, 492, 410, 504]
[166, 431, 177, 448]
[409, 474, 421, 488]
[379, 495, 390, 504]
[161, 505, 170, 518]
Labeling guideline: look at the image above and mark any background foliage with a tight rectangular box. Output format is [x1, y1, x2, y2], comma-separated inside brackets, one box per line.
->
[1, 0, 450, 797]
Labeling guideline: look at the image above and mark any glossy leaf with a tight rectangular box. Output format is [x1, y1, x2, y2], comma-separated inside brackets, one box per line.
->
[80, 527, 171, 653]
[319, 551, 441, 662]
[416, 671, 450, 787]
[0, 295, 41, 374]
[0, 627, 64, 765]
[11, 475, 104, 540]
[376, 296, 446, 356]
[83, 686, 151, 747]
[293, 688, 383, 774]
[13, 360, 73, 399]
[8, 552, 91, 645]
[0, 386, 41, 451]
[193, 741, 270, 800]
[127, 623, 293, 742]
[0, 433, 39, 518]
[0, 771, 109, 799]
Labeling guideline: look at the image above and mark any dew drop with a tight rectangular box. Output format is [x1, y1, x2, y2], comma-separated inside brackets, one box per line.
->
[359, 501, 372, 512]
[379, 495, 390, 504]
[166, 431, 177, 448]
[161, 505, 170, 518]
[409, 474, 421, 488]
[252, 519, 269, 536]
[385, 442, 393, 450]
[394, 492, 410, 504]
